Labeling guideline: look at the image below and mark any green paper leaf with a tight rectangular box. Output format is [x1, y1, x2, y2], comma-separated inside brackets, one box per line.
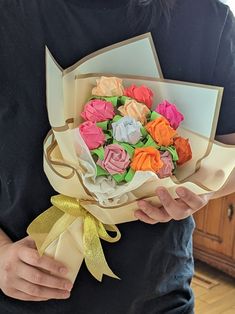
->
[144, 135, 160, 149]
[120, 96, 130, 105]
[103, 96, 119, 106]
[133, 141, 144, 148]
[91, 147, 105, 160]
[159, 145, 179, 162]
[150, 111, 162, 121]
[112, 115, 123, 123]
[96, 165, 109, 177]
[105, 133, 112, 141]
[166, 146, 179, 161]
[112, 171, 127, 183]
[141, 127, 148, 137]
[125, 168, 135, 182]
[96, 120, 108, 130]
[90, 96, 119, 106]
[113, 141, 135, 158]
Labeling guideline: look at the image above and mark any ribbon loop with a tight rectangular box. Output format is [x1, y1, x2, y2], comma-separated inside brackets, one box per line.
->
[27, 195, 121, 281]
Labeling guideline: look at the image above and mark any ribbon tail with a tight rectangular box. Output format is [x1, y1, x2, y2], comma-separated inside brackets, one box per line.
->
[83, 214, 120, 282]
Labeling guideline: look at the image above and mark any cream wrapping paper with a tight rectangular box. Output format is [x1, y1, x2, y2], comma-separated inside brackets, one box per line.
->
[28, 34, 235, 283]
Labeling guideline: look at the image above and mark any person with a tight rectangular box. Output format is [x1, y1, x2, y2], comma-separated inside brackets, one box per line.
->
[0, 0, 235, 313]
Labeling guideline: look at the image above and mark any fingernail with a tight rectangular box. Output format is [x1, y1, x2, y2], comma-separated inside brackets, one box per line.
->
[65, 282, 73, 291]
[177, 188, 186, 197]
[62, 291, 70, 299]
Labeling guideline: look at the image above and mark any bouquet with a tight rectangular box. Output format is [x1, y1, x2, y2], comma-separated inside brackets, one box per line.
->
[27, 34, 235, 284]
[78, 76, 192, 186]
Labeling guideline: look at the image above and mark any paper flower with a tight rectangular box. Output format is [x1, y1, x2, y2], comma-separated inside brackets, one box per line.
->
[79, 121, 106, 150]
[124, 84, 153, 109]
[92, 76, 124, 97]
[112, 116, 142, 145]
[145, 117, 176, 146]
[131, 147, 163, 172]
[97, 144, 130, 175]
[156, 100, 184, 130]
[118, 99, 150, 125]
[174, 137, 192, 165]
[81, 99, 115, 122]
[157, 151, 175, 178]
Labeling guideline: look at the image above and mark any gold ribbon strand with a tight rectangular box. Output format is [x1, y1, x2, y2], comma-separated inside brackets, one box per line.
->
[27, 195, 121, 281]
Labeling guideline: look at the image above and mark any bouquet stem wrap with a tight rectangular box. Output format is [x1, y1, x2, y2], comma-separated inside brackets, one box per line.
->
[27, 195, 121, 282]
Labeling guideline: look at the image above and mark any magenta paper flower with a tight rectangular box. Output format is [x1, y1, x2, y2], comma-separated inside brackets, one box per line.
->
[79, 121, 105, 150]
[157, 151, 174, 178]
[124, 84, 153, 109]
[156, 100, 184, 130]
[97, 144, 130, 175]
[81, 99, 115, 122]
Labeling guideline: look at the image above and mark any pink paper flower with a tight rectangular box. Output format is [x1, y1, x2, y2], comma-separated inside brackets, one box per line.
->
[81, 99, 115, 122]
[79, 121, 105, 150]
[156, 100, 184, 129]
[124, 84, 154, 109]
[157, 151, 175, 178]
[97, 144, 130, 175]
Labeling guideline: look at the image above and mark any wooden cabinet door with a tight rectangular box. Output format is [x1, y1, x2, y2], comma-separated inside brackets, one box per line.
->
[193, 193, 235, 277]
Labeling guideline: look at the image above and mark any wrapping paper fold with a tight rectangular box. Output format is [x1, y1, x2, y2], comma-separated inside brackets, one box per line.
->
[27, 34, 235, 283]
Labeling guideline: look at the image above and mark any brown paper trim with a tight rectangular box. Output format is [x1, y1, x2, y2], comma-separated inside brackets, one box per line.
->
[62, 33, 163, 78]
[52, 118, 74, 132]
[44, 131, 93, 198]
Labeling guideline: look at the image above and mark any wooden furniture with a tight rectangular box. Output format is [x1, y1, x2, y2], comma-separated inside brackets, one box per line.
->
[193, 193, 235, 278]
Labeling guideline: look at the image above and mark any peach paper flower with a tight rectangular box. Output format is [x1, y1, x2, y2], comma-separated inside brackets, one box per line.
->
[92, 76, 124, 97]
[118, 99, 150, 125]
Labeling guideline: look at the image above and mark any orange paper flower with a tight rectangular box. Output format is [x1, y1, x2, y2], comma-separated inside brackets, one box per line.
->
[131, 147, 163, 172]
[145, 117, 176, 146]
[174, 137, 192, 165]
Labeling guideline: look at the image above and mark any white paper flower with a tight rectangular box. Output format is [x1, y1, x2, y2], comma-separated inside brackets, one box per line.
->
[112, 116, 142, 145]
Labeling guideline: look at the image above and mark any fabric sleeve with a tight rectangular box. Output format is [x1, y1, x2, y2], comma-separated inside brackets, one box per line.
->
[214, 8, 235, 135]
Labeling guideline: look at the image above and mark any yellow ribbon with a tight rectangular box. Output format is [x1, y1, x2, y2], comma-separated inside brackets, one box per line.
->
[27, 195, 121, 281]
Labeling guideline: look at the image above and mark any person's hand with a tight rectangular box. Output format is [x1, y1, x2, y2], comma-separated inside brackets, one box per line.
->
[0, 236, 73, 301]
[135, 187, 213, 224]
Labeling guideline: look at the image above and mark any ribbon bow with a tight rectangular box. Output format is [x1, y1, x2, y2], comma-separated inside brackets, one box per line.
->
[27, 195, 121, 281]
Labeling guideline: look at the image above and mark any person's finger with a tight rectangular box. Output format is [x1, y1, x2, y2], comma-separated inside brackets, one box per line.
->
[16, 262, 73, 291]
[7, 289, 49, 302]
[156, 187, 192, 220]
[175, 187, 208, 211]
[14, 278, 70, 300]
[137, 200, 171, 222]
[134, 210, 159, 224]
[18, 247, 68, 277]
[20, 236, 37, 249]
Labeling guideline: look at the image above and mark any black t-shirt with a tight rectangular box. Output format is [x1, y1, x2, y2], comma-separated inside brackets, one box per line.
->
[0, 0, 235, 313]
